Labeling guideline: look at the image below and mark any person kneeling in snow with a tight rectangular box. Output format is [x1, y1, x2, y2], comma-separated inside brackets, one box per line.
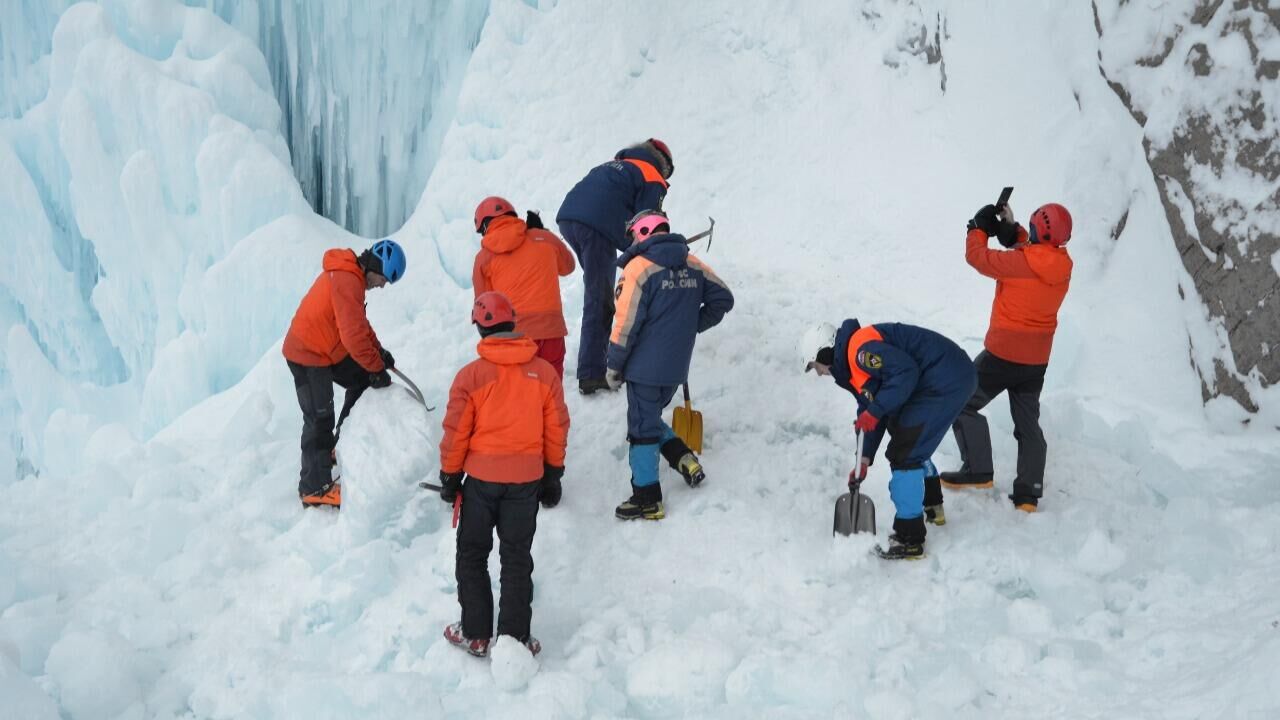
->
[439, 292, 570, 658]
[607, 210, 734, 521]
[802, 319, 975, 560]
[282, 239, 406, 509]
[471, 196, 576, 378]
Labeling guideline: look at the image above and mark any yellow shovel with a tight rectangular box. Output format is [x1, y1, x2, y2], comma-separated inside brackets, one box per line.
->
[672, 383, 703, 453]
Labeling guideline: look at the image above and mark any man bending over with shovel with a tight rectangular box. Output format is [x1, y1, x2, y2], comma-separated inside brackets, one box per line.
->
[803, 319, 975, 559]
[607, 210, 734, 520]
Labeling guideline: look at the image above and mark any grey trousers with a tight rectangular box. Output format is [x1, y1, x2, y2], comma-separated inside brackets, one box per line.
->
[950, 351, 1048, 499]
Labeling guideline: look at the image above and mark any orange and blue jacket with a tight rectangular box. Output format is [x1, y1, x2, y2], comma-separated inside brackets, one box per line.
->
[282, 248, 385, 372]
[472, 216, 576, 340]
[607, 232, 733, 386]
[439, 335, 570, 483]
[966, 227, 1072, 365]
[555, 147, 669, 251]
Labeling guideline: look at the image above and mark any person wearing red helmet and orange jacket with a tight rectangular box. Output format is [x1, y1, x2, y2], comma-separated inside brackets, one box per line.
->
[942, 201, 1074, 512]
[471, 196, 576, 378]
[283, 239, 406, 509]
[437, 291, 570, 659]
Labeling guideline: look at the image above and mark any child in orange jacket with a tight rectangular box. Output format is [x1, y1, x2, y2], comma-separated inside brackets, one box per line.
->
[472, 196, 576, 377]
[438, 291, 570, 658]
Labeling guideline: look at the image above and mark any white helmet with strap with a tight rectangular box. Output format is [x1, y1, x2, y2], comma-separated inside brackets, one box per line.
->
[800, 322, 838, 372]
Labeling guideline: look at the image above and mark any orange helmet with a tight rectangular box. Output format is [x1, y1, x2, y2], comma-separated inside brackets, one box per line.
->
[1030, 203, 1072, 247]
[474, 196, 516, 233]
[472, 291, 516, 328]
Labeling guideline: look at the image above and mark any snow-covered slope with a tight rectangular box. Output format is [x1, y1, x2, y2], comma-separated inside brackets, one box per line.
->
[2, 1, 1278, 718]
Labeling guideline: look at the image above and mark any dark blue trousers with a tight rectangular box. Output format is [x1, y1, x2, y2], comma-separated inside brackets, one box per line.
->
[558, 221, 618, 381]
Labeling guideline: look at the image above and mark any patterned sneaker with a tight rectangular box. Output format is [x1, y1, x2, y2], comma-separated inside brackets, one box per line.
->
[676, 453, 705, 487]
[444, 622, 490, 657]
[924, 504, 946, 526]
[874, 534, 926, 561]
[939, 471, 994, 489]
[300, 482, 341, 509]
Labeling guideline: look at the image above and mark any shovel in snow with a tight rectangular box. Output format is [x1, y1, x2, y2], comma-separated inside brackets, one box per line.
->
[834, 431, 876, 536]
[671, 383, 703, 453]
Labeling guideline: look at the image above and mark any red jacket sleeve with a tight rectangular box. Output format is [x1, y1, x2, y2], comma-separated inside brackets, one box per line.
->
[541, 371, 570, 466]
[330, 270, 385, 372]
[965, 228, 1038, 280]
[439, 368, 477, 473]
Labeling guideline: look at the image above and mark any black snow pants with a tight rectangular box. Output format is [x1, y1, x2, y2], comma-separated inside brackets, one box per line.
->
[949, 350, 1049, 499]
[287, 356, 371, 496]
[456, 477, 540, 641]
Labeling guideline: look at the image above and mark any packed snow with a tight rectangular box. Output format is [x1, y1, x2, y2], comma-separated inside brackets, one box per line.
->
[2, 1, 1278, 718]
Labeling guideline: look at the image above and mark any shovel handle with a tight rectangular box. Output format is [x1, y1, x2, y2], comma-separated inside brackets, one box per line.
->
[682, 382, 692, 409]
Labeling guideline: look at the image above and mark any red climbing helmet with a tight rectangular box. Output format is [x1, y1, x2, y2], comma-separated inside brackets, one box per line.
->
[472, 291, 516, 328]
[474, 196, 516, 233]
[1030, 203, 1073, 247]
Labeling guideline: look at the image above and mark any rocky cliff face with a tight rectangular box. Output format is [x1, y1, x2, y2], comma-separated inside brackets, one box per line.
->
[1095, 0, 1279, 413]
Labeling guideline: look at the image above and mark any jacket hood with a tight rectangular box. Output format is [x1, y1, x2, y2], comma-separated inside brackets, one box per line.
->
[617, 232, 688, 269]
[481, 216, 528, 254]
[322, 248, 364, 277]
[477, 335, 538, 365]
[1023, 244, 1072, 285]
[615, 146, 662, 169]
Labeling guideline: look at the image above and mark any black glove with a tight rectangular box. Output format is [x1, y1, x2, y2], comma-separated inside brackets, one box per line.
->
[970, 204, 1000, 236]
[380, 347, 395, 370]
[538, 464, 564, 508]
[995, 221, 1021, 248]
[439, 470, 464, 503]
[525, 210, 544, 230]
[369, 369, 391, 389]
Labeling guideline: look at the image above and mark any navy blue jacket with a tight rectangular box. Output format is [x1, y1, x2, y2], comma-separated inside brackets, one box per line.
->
[556, 147, 669, 251]
[606, 233, 734, 386]
[831, 319, 973, 459]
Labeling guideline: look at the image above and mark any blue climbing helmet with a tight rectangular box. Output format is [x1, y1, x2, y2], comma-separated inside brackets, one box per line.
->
[368, 239, 406, 283]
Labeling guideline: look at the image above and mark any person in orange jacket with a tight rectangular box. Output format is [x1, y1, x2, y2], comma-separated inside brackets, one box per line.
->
[472, 196, 576, 378]
[438, 291, 570, 658]
[283, 239, 406, 509]
[942, 201, 1073, 512]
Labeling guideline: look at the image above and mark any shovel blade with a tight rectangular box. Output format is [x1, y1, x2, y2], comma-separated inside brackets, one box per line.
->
[833, 488, 877, 536]
[672, 406, 703, 454]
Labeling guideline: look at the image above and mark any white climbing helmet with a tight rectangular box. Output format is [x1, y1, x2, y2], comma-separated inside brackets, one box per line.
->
[799, 322, 838, 372]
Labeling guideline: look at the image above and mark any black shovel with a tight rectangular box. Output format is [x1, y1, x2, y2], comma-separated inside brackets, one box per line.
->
[834, 430, 876, 536]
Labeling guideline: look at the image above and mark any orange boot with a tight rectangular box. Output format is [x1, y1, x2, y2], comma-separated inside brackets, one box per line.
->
[301, 482, 341, 509]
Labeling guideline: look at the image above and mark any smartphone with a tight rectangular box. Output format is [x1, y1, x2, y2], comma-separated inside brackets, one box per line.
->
[996, 186, 1013, 209]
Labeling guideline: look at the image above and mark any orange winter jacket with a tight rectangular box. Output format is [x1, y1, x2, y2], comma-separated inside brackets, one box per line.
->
[282, 249, 385, 371]
[472, 216, 575, 340]
[439, 335, 570, 483]
[965, 227, 1073, 365]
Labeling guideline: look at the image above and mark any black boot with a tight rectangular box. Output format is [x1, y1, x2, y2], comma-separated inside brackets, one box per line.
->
[660, 438, 705, 487]
[615, 481, 664, 520]
[875, 516, 926, 560]
[579, 378, 614, 395]
[939, 471, 993, 489]
[924, 474, 945, 525]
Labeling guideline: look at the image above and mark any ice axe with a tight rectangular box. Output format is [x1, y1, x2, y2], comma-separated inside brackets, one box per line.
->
[390, 368, 435, 411]
[684, 217, 715, 250]
[671, 383, 703, 454]
[833, 430, 876, 536]
[419, 480, 462, 528]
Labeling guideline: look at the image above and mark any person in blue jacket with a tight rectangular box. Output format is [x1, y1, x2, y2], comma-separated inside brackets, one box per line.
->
[802, 319, 976, 559]
[557, 139, 673, 395]
[606, 210, 733, 520]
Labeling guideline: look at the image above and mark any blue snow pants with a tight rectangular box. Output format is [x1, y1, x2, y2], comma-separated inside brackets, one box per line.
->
[885, 365, 977, 521]
[626, 382, 679, 487]
[559, 221, 618, 381]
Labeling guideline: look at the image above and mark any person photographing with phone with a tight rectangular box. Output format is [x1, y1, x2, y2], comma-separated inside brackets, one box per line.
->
[942, 190, 1074, 512]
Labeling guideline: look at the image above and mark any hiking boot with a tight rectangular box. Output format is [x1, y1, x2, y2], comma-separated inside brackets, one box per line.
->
[578, 378, 614, 395]
[874, 533, 926, 561]
[940, 471, 994, 489]
[676, 453, 705, 488]
[1009, 494, 1039, 513]
[616, 482, 664, 520]
[924, 504, 946, 526]
[444, 622, 490, 657]
[301, 482, 341, 509]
